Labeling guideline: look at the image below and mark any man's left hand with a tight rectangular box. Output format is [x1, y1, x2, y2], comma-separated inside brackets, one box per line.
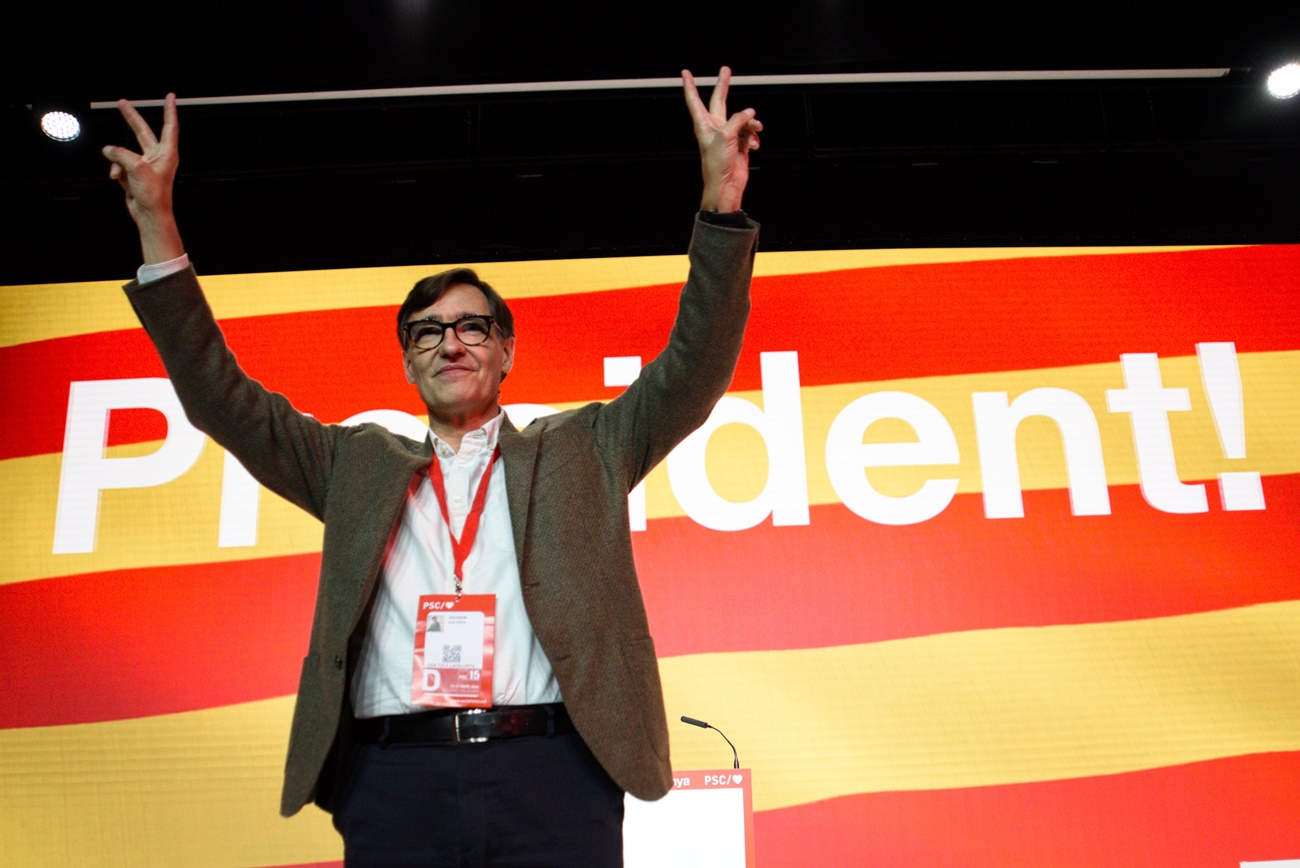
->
[683, 67, 762, 213]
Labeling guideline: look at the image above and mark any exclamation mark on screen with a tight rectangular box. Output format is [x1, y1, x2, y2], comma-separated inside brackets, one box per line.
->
[1196, 342, 1266, 510]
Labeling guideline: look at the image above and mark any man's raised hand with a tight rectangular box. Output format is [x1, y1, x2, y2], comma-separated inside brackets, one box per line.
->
[102, 93, 185, 264]
[682, 67, 762, 213]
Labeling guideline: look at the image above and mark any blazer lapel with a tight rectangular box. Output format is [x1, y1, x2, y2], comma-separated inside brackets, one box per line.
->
[345, 435, 435, 637]
[498, 419, 538, 574]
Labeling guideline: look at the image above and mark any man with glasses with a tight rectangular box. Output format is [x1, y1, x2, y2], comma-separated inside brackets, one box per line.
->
[104, 68, 761, 865]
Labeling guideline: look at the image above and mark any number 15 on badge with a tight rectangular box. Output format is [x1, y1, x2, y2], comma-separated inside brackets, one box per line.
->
[411, 594, 496, 707]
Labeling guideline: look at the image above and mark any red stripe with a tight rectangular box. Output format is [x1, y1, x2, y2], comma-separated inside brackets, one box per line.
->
[0, 554, 318, 729]
[4, 476, 1294, 729]
[759, 244, 1300, 390]
[4, 245, 1296, 461]
[637, 475, 1300, 658]
[755, 751, 1300, 867]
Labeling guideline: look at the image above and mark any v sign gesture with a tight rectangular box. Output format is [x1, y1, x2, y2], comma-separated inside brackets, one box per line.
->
[102, 93, 185, 265]
[682, 67, 763, 213]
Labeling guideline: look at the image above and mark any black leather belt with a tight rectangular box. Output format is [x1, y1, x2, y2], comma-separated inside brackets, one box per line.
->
[354, 704, 573, 746]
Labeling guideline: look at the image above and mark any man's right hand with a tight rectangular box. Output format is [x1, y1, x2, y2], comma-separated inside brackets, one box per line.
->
[102, 93, 185, 265]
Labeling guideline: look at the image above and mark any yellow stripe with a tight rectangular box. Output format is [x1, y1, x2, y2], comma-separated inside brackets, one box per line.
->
[4, 350, 1297, 587]
[662, 600, 1300, 810]
[2, 601, 1296, 862]
[1, 441, 323, 587]
[1, 245, 1230, 347]
[0, 697, 341, 867]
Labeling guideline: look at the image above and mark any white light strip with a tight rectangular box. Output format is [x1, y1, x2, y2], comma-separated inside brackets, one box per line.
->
[90, 68, 1233, 109]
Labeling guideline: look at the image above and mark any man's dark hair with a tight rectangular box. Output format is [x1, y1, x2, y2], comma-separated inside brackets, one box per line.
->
[396, 268, 515, 348]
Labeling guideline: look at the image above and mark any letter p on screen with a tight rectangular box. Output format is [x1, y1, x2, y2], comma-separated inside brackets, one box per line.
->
[53, 379, 206, 554]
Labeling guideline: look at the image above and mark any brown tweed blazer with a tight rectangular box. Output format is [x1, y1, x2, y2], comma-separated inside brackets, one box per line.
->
[124, 216, 758, 816]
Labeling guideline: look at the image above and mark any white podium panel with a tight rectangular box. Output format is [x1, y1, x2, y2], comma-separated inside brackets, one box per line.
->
[624, 769, 755, 868]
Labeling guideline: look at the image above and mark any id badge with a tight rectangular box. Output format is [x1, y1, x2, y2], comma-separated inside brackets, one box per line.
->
[411, 594, 495, 708]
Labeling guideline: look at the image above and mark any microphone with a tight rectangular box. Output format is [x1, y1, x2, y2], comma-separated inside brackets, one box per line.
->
[680, 715, 740, 769]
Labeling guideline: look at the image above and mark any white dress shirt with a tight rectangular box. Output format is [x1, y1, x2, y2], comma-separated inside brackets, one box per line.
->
[350, 412, 561, 716]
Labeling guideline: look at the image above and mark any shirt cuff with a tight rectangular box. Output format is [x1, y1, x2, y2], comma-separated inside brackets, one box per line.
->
[138, 254, 191, 285]
[697, 210, 751, 229]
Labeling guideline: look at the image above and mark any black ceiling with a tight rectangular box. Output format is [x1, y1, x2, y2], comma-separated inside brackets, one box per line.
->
[4, 3, 1298, 284]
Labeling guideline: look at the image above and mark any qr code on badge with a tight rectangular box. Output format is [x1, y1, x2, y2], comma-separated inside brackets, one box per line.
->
[441, 644, 462, 664]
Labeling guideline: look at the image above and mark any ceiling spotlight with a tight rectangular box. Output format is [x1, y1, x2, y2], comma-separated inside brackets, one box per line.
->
[1266, 62, 1300, 99]
[40, 110, 82, 141]
[30, 100, 87, 142]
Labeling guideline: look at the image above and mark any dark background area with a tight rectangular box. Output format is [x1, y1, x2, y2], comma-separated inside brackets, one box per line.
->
[3, 2, 1297, 284]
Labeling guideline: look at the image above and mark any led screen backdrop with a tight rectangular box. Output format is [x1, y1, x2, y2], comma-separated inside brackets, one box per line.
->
[3, 243, 1299, 866]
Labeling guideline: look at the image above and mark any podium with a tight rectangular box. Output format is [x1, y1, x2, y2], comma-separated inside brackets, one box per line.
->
[624, 769, 756, 867]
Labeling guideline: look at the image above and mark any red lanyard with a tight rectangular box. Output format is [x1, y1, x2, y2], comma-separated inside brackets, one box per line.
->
[427, 443, 502, 600]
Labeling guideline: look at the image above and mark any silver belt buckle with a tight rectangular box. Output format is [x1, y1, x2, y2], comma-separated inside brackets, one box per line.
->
[452, 708, 489, 745]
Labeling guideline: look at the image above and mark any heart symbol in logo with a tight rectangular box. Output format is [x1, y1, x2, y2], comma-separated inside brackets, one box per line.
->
[733, 774, 744, 783]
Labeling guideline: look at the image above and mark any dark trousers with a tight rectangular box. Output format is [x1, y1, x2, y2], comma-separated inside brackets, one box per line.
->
[331, 730, 625, 867]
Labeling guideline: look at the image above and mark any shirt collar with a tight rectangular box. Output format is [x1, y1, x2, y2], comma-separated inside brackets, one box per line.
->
[429, 409, 505, 459]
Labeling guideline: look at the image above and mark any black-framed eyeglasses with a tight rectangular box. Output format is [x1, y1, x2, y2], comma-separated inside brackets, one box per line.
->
[402, 314, 498, 351]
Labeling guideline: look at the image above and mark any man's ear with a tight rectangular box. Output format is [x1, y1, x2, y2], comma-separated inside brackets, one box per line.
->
[500, 336, 515, 382]
[402, 348, 417, 385]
